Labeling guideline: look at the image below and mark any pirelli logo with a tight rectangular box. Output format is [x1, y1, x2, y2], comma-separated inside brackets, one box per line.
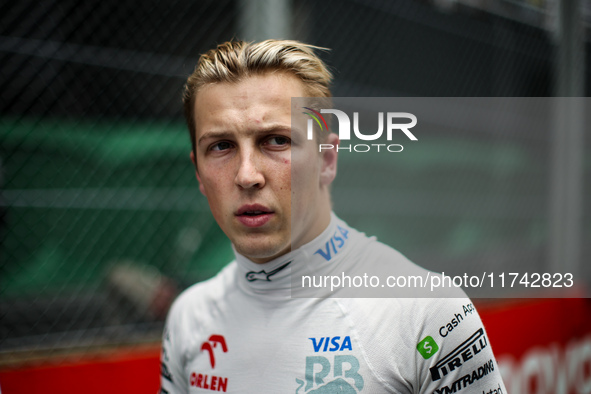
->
[430, 328, 488, 381]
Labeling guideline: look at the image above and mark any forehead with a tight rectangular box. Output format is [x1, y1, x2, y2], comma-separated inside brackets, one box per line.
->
[193, 73, 307, 136]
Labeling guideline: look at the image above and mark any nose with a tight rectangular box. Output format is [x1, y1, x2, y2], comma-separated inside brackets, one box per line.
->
[234, 149, 265, 189]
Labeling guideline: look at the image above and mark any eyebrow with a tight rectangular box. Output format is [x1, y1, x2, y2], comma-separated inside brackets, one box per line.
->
[198, 125, 291, 146]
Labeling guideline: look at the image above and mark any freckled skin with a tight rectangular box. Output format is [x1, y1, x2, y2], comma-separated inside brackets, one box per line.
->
[191, 73, 338, 263]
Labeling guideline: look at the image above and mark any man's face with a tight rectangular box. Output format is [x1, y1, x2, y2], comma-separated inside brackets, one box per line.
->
[192, 72, 337, 263]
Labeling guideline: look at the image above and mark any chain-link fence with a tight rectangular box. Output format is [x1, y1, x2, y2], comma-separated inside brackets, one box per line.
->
[1, 0, 590, 360]
[1, 0, 240, 357]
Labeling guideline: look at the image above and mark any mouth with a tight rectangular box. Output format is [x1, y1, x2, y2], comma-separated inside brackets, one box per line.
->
[241, 211, 266, 216]
[235, 204, 274, 216]
[235, 204, 274, 228]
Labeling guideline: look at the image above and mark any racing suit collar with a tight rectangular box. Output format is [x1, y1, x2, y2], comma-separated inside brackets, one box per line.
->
[233, 212, 349, 294]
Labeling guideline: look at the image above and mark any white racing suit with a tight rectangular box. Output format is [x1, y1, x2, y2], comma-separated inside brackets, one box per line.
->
[160, 213, 506, 394]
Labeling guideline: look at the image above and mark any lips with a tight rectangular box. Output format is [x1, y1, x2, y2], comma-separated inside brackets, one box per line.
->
[235, 204, 273, 216]
[235, 204, 274, 228]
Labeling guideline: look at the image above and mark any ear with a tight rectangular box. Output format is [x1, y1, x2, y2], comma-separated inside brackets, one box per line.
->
[190, 151, 207, 197]
[319, 133, 339, 186]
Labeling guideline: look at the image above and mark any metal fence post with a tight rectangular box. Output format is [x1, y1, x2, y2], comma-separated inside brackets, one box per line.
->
[550, 0, 585, 278]
[238, 0, 292, 41]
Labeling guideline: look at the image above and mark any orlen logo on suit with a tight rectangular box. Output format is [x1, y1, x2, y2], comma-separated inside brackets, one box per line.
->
[303, 107, 417, 153]
[190, 335, 229, 392]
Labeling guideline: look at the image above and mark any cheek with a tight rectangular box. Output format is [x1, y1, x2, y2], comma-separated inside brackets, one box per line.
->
[201, 175, 229, 209]
[202, 163, 232, 188]
[202, 176, 219, 194]
[291, 154, 320, 185]
[276, 165, 292, 191]
[268, 155, 291, 182]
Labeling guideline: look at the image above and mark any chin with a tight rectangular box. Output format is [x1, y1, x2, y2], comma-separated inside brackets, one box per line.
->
[234, 238, 289, 262]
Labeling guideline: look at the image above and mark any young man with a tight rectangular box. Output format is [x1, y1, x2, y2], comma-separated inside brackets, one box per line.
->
[160, 40, 506, 394]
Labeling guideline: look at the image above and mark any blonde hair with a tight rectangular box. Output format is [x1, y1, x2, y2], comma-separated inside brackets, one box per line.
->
[183, 40, 333, 153]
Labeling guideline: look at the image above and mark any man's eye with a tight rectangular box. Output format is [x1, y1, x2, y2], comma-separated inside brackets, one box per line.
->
[266, 136, 290, 146]
[211, 141, 233, 151]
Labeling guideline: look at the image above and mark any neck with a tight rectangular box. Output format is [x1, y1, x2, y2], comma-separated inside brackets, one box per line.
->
[233, 212, 355, 295]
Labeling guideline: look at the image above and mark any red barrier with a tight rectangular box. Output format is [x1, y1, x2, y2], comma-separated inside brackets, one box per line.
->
[479, 297, 591, 394]
[0, 346, 161, 394]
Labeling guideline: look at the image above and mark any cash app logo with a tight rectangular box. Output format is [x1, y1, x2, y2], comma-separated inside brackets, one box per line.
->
[417, 336, 439, 360]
